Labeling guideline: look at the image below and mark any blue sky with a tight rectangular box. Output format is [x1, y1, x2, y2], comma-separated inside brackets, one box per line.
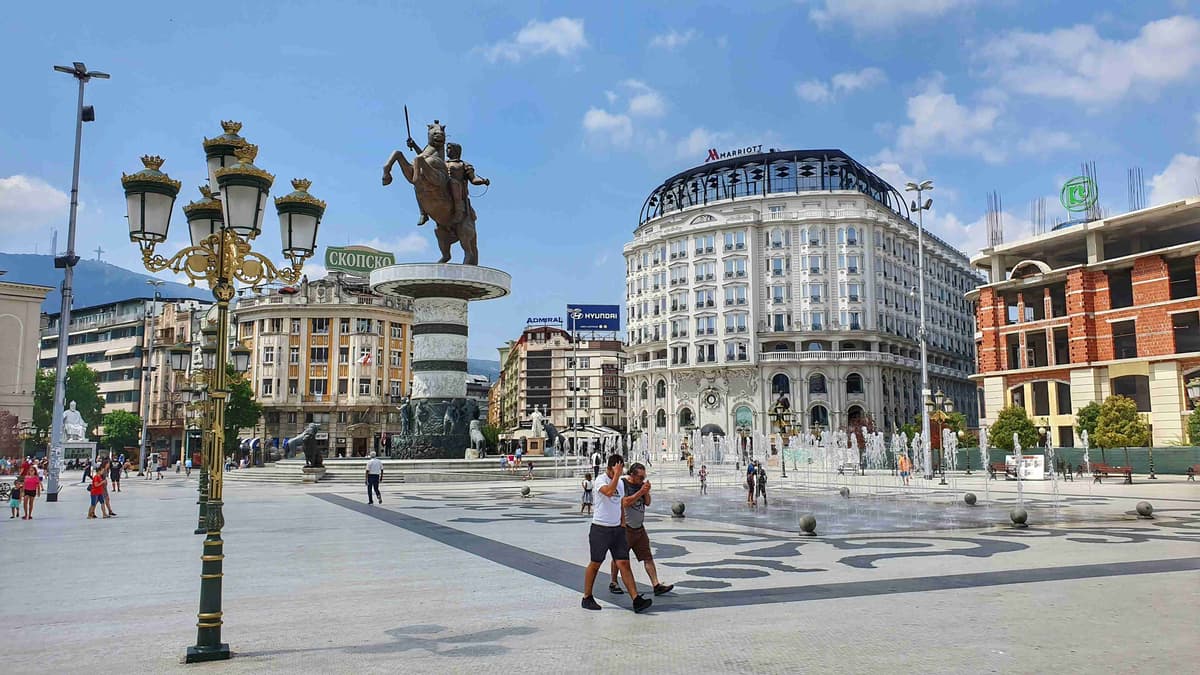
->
[1, 0, 1198, 358]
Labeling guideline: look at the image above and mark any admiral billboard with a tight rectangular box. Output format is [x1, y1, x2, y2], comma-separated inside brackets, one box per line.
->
[566, 304, 620, 332]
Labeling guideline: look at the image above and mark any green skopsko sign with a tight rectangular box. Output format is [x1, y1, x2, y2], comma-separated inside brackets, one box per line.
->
[323, 245, 395, 276]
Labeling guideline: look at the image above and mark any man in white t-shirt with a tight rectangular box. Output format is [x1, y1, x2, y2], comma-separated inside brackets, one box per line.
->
[365, 452, 384, 504]
[581, 454, 652, 613]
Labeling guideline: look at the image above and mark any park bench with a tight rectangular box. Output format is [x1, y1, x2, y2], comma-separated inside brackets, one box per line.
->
[1091, 463, 1133, 484]
[836, 462, 862, 476]
[987, 462, 1012, 480]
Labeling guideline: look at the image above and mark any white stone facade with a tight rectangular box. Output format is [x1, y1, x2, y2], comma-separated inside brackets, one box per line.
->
[624, 177, 978, 440]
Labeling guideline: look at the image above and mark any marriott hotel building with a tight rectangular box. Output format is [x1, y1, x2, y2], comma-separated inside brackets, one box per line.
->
[623, 149, 978, 439]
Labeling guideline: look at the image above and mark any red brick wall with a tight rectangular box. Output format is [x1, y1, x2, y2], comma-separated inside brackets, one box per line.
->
[977, 287, 1002, 373]
[1067, 269, 1103, 363]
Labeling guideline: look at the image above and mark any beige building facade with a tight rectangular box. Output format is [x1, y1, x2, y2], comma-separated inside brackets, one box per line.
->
[234, 275, 414, 457]
[0, 277, 53, 430]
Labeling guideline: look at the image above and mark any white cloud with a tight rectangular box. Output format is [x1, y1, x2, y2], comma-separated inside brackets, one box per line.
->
[1016, 128, 1079, 155]
[795, 80, 832, 103]
[1149, 153, 1200, 205]
[895, 75, 1004, 163]
[927, 209, 1032, 257]
[809, 0, 972, 32]
[675, 127, 734, 160]
[868, 161, 916, 193]
[622, 79, 667, 117]
[356, 233, 430, 256]
[0, 174, 69, 234]
[649, 28, 698, 50]
[482, 17, 588, 63]
[582, 108, 634, 147]
[977, 15, 1200, 104]
[582, 81, 667, 147]
[796, 67, 886, 103]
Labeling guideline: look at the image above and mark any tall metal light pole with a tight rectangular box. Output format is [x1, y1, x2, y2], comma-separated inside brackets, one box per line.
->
[905, 180, 934, 480]
[139, 279, 165, 474]
[47, 62, 108, 501]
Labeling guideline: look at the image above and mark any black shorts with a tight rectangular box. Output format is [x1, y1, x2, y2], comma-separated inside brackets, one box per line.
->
[589, 524, 629, 563]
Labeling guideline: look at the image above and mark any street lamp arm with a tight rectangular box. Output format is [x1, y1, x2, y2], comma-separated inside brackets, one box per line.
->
[139, 231, 307, 288]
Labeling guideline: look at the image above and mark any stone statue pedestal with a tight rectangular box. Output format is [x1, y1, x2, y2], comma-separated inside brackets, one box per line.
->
[526, 437, 545, 456]
[301, 467, 326, 483]
[63, 441, 98, 464]
[372, 264, 510, 459]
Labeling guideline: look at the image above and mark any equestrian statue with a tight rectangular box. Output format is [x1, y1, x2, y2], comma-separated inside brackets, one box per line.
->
[382, 109, 490, 266]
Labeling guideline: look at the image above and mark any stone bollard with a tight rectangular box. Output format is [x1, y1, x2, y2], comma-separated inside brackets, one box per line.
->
[1135, 501, 1154, 519]
[799, 514, 817, 536]
[521, 486, 531, 498]
[1010, 507, 1028, 528]
[964, 493, 977, 506]
[671, 502, 686, 518]
[839, 487, 850, 498]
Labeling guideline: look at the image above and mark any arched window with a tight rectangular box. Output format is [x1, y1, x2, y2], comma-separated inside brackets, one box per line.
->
[846, 373, 864, 395]
[655, 409, 667, 428]
[655, 379, 667, 399]
[810, 405, 829, 428]
[847, 405, 865, 424]
[805, 341, 824, 351]
[772, 373, 791, 395]
[678, 407, 695, 428]
[1111, 375, 1151, 412]
[640, 381, 648, 401]
[837, 228, 845, 244]
[846, 226, 857, 244]
[809, 373, 827, 394]
[640, 410, 649, 429]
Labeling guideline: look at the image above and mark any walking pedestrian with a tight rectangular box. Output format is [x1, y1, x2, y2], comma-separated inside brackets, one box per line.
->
[109, 458, 123, 493]
[87, 467, 107, 519]
[746, 462, 757, 506]
[591, 450, 602, 483]
[21, 467, 39, 519]
[185, 456, 192, 477]
[9, 476, 22, 518]
[522, 460, 535, 481]
[607, 462, 673, 598]
[365, 452, 383, 504]
[99, 460, 116, 517]
[687, 453, 695, 477]
[898, 454, 912, 486]
[580, 473, 593, 515]
[81, 459, 92, 484]
[699, 464, 708, 495]
[581, 454, 651, 613]
[755, 461, 768, 506]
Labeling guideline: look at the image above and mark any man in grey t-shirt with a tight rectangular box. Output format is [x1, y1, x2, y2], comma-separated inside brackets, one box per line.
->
[608, 462, 673, 597]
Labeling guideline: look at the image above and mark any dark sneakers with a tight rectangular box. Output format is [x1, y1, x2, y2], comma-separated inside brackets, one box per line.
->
[653, 583, 674, 596]
[609, 583, 624, 595]
[632, 594, 653, 613]
[581, 596, 601, 611]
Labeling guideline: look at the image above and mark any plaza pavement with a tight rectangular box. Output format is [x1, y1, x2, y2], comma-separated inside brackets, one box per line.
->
[1, 462, 1197, 674]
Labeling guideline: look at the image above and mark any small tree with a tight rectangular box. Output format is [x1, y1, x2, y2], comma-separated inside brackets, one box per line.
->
[1076, 401, 1101, 441]
[989, 405, 1039, 453]
[480, 422, 501, 451]
[1094, 395, 1149, 465]
[1187, 407, 1200, 446]
[32, 363, 105, 443]
[223, 364, 263, 457]
[101, 410, 142, 454]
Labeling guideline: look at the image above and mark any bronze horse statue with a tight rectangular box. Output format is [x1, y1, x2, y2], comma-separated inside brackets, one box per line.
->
[382, 119, 487, 265]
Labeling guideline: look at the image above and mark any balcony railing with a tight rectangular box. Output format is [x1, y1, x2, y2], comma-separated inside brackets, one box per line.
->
[622, 359, 669, 373]
[758, 350, 921, 369]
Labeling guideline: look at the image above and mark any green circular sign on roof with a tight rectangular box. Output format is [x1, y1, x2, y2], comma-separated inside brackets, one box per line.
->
[1060, 175, 1097, 213]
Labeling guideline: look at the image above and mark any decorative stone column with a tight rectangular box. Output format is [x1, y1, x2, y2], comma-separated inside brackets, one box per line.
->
[371, 263, 510, 458]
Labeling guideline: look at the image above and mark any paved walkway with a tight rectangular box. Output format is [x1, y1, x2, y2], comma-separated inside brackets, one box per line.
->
[1, 464, 1197, 673]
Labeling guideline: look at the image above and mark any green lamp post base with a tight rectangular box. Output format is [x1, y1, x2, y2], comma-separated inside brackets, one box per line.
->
[185, 644, 230, 663]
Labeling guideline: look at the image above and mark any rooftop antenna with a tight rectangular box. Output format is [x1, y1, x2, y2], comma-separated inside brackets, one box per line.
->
[1029, 196, 1046, 236]
[1127, 167, 1146, 212]
[1082, 161, 1102, 222]
[986, 190, 1004, 246]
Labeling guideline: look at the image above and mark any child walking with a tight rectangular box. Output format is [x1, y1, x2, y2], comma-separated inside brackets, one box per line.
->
[580, 473, 594, 515]
[698, 465, 708, 495]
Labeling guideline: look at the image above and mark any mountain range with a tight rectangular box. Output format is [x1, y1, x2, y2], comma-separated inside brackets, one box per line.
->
[0, 252, 211, 313]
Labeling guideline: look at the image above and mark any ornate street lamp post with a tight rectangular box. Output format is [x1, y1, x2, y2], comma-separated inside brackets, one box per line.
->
[121, 122, 325, 663]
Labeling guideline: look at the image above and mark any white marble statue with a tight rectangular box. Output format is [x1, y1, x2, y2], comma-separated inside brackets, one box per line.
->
[63, 401, 86, 441]
[530, 405, 545, 438]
